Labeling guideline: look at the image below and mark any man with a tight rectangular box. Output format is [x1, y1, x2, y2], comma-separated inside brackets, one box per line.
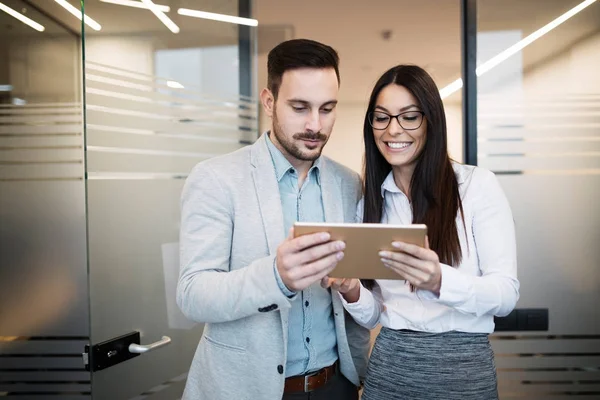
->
[177, 39, 370, 400]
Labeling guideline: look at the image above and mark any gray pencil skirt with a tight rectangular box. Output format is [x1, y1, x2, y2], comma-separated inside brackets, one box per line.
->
[362, 327, 499, 400]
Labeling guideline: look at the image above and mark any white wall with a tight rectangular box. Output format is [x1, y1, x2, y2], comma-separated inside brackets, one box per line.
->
[5, 36, 79, 103]
[86, 37, 241, 99]
[325, 101, 368, 174]
[445, 103, 464, 163]
[155, 46, 239, 98]
[86, 37, 154, 75]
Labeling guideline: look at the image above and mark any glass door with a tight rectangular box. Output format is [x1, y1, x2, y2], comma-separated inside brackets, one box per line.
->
[0, 1, 89, 398]
[475, 0, 600, 398]
[80, 0, 257, 398]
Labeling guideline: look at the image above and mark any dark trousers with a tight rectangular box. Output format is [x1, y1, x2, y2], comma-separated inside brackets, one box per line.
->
[282, 373, 358, 400]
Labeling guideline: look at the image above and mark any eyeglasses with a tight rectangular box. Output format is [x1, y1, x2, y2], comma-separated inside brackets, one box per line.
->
[368, 110, 425, 131]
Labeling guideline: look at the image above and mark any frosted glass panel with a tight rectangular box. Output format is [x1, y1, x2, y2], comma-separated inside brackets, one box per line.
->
[84, 61, 256, 180]
[0, 1, 89, 397]
[477, 1, 600, 398]
[81, 0, 257, 398]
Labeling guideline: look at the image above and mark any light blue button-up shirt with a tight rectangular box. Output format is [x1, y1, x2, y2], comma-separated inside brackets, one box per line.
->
[266, 133, 338, 377]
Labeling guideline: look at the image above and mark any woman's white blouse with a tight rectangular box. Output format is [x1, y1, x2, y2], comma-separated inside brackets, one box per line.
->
[341, 163, 520, 333]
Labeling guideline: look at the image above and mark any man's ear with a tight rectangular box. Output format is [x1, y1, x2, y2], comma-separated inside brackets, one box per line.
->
[260, 88, 275, 118]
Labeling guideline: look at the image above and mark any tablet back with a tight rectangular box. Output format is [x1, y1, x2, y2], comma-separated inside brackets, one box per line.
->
[293, 222, 427, 280]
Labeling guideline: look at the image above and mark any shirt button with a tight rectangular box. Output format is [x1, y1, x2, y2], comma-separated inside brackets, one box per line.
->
[306, 337, 310, 343]
[277, 365, 284, 374]
[305, 301, 309, 307]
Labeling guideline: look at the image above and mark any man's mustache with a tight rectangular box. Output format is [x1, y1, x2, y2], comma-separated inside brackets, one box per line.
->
[293, 132, 327, 141]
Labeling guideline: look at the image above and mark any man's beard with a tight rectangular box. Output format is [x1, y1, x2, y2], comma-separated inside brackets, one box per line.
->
[272, 109, 328, 162]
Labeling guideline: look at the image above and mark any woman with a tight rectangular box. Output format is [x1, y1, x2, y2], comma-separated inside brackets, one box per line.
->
[323, 65, 519, 399]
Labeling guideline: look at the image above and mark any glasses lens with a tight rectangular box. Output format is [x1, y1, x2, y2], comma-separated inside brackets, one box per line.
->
[369, 112, 390, 130]
[399, 112, 423, 130]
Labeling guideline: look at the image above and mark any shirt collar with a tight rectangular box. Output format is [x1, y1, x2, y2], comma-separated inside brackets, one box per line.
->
[453, 161, 466, 184]
[265, 131, 321, 184]
[380, 170, 402, 198]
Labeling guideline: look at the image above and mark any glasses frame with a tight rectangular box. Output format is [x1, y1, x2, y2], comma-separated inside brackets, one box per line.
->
[368, 110, 425, 131]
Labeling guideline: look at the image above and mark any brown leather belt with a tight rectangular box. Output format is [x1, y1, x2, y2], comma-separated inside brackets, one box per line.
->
[283, 362, 337, 393]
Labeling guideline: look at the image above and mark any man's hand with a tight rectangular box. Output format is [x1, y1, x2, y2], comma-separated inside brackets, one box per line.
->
[276, 228, 345, 292]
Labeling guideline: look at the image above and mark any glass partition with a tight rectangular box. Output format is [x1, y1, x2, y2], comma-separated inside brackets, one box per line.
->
[81, 0, 257, 398]
[476, 0, 600, 398]
[0, 0, 90, 397]
[0, 0, 257, 398]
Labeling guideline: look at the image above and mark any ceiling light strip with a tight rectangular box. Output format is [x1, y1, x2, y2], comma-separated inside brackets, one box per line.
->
[141, 0, 179, 33]
[0, 2, 45, 31]
[54, 0, 102, 31]
[99, 0, 170, 13]
[177, 8, 258, 27]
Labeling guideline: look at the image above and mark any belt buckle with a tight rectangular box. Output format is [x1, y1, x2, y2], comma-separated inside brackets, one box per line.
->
[303, 370, 319, 392]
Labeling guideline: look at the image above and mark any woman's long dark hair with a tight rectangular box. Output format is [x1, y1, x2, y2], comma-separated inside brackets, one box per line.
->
[363, 65, 465, 275]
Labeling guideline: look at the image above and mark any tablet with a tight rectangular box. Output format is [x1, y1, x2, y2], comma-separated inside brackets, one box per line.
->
[293, 222, 427, 280]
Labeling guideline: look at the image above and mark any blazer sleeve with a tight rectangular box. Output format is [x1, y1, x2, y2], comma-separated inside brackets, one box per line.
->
[176, 164, 292, 324]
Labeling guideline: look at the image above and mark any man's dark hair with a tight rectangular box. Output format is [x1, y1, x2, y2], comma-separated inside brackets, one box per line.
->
[267, 39, 340, 99]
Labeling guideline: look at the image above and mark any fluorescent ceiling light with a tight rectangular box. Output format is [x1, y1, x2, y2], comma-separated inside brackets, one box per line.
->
[141, 0, 179, 33]
[440, 0, 596, 99]
[0, 2, 45, 31]
[54, 0, 102, 31]
[178, 8, 258, 27]
[166, 80, 184, 89]
[99, 0, 170, 13]
[439, 78, 463, 99]
[0, 84, 14, 91]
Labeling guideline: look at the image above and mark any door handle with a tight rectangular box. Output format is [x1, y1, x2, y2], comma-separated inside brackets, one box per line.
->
[129, 336, 171, 354]
[84, 331, 171, 372]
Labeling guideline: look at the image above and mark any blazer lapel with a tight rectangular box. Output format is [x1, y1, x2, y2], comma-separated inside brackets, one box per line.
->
[250, 134, 285, 254]
[249, 134, 290, 336]
[320, 159, 344, 223]
[322, 159, 350, 341]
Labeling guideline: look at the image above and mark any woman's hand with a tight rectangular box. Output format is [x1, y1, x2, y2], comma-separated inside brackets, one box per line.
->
[321, 276, 361, 303]
[379, 237, 442, 295]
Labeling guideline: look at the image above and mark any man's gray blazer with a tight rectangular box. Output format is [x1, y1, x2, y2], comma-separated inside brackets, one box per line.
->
[177, 133, 371, 400]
